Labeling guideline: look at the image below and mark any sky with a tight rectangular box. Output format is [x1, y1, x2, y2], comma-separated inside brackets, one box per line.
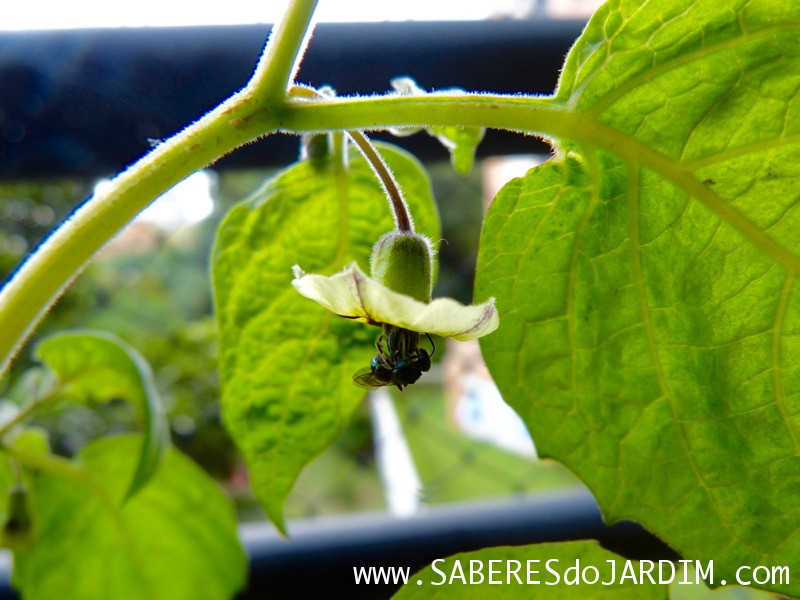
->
[1, 0, 538, 31]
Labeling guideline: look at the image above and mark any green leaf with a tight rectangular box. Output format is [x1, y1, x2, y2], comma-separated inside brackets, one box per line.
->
[393, 541, 667, 599]
[670, 571, 776, 600]
[12, 435, 246, 600]
[388, 78, 484, 174]
[427, 124, 485, 175]
[7, 426, 49, 457]
[477, 1, 800, 597]
[35, 331, 169, 500]
[0, 429, 42, 551]
[212, 141, 440, 530]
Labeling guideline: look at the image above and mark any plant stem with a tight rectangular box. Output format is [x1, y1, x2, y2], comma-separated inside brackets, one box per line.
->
[290, 86, 414, 231]
[0, 101, 261, 377]
[3, 445, 92, 489]
[278, 91, 800, 275]
[347, 131, 413, 232]
[0, 0, 322, 377]
[279, 92, 562, 136]
[250, 0, 319, 101]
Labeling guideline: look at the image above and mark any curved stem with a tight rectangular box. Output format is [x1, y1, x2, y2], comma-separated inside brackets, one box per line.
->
[0, 93, 276, 376]
[347, 131, 413, 232]
[290, 86, 414, 231]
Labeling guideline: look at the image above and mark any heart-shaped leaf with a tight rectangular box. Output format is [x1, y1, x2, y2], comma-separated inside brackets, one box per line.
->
[212, 141, 439, 530]
[477, 1, 800, 596]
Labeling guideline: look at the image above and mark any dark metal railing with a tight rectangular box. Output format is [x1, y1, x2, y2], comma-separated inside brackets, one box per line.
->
[0, 19, 585, 180]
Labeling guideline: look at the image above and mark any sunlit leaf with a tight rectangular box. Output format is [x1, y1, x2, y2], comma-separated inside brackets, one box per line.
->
[428, 124, 485, 175]
[212, 142, 439, 530]
[477, 1, 800, 596]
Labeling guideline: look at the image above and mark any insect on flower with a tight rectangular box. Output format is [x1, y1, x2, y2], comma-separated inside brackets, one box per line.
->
[353, 326, 435, 390]
[292, 234, 498, 391]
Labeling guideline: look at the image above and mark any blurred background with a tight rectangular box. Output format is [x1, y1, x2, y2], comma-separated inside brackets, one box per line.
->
[0, 0, 608, 525]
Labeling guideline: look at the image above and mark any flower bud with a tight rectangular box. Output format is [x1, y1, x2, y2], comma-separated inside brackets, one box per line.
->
[369, 231, 433, 303]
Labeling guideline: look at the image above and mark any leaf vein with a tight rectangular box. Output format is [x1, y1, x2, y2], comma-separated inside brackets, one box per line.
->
[584, 23, 800, 117]
[627, 162, 738, 542]
[771, 273, 799, 452]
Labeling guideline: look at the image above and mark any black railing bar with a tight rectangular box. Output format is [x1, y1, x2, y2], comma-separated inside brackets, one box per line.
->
[0, 19, 586, 180]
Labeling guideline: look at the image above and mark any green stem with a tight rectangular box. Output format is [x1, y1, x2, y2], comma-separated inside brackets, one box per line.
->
[0, 0, 321, 376]
[290, 86, 413, 231]
[277, 92, 563, 136]
[0, 97, 263, 377]
[347, 131, 413, 232]
[3, 446, 95, 492]
[250, 0, 319, 101]
[277, 92, 800, 275]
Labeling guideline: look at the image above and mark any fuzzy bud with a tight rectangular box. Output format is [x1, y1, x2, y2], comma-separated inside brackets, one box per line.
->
[369, 231, 433, 303]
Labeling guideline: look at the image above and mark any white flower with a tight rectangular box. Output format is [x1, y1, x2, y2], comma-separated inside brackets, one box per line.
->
[292, 263, 498, 341]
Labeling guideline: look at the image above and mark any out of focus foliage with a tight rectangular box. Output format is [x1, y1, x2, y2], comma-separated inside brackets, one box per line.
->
[0, 178, 238, 477]
[1, 162, 575, 522]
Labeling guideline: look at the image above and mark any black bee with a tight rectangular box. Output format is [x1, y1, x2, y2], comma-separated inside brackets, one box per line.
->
[353, 325, 434, 391]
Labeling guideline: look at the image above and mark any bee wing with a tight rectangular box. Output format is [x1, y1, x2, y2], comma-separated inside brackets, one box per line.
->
[352, 367, 390, 389]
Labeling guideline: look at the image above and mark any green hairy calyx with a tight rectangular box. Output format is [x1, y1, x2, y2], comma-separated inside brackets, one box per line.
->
[369, 231, 433, 303]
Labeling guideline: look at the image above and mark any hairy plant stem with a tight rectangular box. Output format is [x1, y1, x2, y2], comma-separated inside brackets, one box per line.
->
[0, 0, 321, 376]
[290, 85, 413, 231]
[348, 131, 414, 232]
[250, 0, 318, 100]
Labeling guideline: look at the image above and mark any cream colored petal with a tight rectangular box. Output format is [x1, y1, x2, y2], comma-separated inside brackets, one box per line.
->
[292, 263, 498, 340]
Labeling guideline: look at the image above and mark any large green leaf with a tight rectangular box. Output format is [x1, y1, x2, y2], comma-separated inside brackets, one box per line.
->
[35, 330, 169, 500]
[212, 142, 439, 530]
[394, 541, 666, 599]
[671, 573, 776, 600]
[476, 0, 800, 596]
[12, 435, 246, 600]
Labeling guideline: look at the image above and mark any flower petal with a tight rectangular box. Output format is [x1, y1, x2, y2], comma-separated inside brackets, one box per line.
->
[292, 263, 498, 340]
